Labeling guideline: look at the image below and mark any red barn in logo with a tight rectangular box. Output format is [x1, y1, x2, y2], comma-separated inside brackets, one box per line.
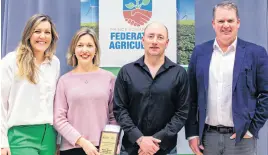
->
[123, 0, 152, 27]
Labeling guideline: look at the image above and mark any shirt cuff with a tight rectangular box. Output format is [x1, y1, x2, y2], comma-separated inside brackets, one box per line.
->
[187, 136, 199, 141]
[57, 134, 62, 145]
[1, 135, 9, 148]
[127, 127, 143, 145]
[246, 130, 253, 137]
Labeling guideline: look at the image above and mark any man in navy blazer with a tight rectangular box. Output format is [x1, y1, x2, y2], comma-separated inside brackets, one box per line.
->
[185, 1, 268, 155]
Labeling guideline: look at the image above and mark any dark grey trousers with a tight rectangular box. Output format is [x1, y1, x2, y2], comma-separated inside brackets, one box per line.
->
[202, 130, 256, 155]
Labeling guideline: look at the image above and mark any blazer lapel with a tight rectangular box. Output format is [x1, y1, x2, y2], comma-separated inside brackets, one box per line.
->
[232, 39, 246, 92]
[203, 42, 214, 92]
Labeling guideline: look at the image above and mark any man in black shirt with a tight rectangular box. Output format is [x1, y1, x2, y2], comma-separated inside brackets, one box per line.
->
[113, 22, 190, 155]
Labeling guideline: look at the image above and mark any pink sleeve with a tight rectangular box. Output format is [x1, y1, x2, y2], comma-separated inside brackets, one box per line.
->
[108, 76, 118, 125]
[53, 78, 81, 146]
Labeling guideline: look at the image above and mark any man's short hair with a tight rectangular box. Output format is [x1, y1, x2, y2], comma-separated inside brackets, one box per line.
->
[213, 1, 239, 19]
[144, 22, 169, 39]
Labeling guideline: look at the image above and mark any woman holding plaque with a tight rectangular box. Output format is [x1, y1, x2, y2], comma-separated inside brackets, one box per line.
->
[1, 14, 59, 155]
[54, 27, 117, 155]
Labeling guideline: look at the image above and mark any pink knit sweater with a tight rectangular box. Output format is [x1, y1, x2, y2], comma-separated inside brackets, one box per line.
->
[53, 69, 117, 151]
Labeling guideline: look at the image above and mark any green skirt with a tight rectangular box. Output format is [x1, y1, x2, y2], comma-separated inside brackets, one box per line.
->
[8, 124, 57, 155]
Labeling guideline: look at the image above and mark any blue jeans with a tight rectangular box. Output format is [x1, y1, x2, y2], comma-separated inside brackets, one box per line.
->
[202, 130, 256, 155]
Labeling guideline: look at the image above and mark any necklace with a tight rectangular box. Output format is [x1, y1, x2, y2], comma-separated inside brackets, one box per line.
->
[73, 67, 99, 84]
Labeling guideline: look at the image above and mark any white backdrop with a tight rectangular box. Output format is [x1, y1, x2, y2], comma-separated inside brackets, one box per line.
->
[99, 0, 177, 67]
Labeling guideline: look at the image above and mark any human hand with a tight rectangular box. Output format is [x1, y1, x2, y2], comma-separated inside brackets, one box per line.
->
[76, 137, 100, 155]
[1, 148, 11, 155]
[137, 136, 161, 154]
[138, 148, 156, 155]
[55, 144, 60, 155]
[188, 137, 204, 155]
[230, 133, 252, 139]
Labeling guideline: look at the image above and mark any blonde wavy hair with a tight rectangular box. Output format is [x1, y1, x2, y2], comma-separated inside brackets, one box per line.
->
[66, 27, 100, 67]
[16, 14, 58, 84]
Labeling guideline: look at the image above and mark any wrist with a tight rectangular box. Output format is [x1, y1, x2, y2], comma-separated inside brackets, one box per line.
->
[136, 136, 144, 146]
[246, 131, 253, 137]
[76, 137, 86, 147]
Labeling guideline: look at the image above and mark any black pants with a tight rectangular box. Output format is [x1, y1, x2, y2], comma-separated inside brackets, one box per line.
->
[60, 147, 99, 155]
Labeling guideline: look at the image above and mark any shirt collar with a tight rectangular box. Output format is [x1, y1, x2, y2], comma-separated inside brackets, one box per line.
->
[134, 55, 176, 69]
[213, 37, 238, 52]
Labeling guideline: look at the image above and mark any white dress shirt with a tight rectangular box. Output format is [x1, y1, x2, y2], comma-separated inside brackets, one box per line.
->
[205, 39, 237, 126]
[1, 52, 60, 147]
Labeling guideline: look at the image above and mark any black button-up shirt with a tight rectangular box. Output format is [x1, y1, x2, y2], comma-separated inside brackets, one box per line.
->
[113, 56, 189, 155]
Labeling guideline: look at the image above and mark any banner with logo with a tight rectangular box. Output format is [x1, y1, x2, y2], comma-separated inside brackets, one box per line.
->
[98, 0, 177, 67]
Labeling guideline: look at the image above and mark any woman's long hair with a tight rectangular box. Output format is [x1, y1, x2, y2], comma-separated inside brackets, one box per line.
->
[16, 14, 58, 84]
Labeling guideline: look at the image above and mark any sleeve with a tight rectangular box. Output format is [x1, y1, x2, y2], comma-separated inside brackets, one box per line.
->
[56, 58, 61, 80]
[248, 47, 268, 138]
[1, 53, 15, 148]
[113, 68, 143, 145]
[153, 67, 190, 150]
[185, 47, 199, 138]
[54, 57, 61, 145]
[53, 78, 81, 146]
[108, 76, 117, 125]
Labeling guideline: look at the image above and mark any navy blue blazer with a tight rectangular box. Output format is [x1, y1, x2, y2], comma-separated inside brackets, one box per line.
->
[185, 38, 268, 143]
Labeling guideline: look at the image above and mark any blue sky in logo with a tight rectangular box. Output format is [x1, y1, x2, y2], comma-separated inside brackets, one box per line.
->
[81, 0, 194, 23]
[178, 0, 194, 20]
[81, 0, 99, 23]
[123, 0, 152, 11]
